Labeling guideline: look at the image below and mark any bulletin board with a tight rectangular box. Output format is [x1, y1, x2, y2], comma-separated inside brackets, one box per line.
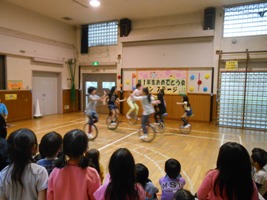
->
[137, 70, 187, 95]
[187, 70, 212, 94]
[122, 68, 212, 95]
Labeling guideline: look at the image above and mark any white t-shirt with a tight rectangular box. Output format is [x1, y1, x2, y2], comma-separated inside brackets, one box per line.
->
[254, 168, 267, 196]
[133, 95, 155, 115]
[0, 163, 48, 200]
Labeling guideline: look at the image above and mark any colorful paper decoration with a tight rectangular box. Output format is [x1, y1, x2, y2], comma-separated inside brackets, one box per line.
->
[203, 87, 208, 92]
[117, 75, 121, 79]
[205, 74, 210, 79]
[190, 75, 195, 80]
[132, 73, 136, 78]
[189, 86, 194, 92]
[126, 80, 130, 85]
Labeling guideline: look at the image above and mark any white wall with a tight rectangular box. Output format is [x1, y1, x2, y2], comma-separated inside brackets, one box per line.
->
[0, 1, 77, 90]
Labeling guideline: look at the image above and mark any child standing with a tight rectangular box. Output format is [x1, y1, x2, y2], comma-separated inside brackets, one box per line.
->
[159, 158, 186, 200]
[86, 87, 106, 139]
[47, 129, 101, 200]
[106, 86, 125, 125]
[135, 163, 159, 200]
[132, 87, 159, 139]
[93, 148, 145, 200]
[126, 83, 142, 119]
[176, 95, 193, 128]
[251, 149, 267, 198]
[154, 89, 167, 124]
[37, 132, 63, 175]
[85, 149, 105, 184]
[0, 128, 48, 200]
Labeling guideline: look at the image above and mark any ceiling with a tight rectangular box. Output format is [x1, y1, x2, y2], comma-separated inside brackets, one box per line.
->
[4, 0, 258, 26]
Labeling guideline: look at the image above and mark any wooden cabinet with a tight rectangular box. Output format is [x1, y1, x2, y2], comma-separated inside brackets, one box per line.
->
[0, 90, 32, 122]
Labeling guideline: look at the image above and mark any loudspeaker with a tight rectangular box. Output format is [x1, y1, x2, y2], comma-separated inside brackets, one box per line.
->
[120, 18, 131, 37]
[81, 25, 88, 54]
[204, 7, 216, 30]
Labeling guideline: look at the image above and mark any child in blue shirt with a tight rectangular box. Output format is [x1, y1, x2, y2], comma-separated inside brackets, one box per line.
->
[135, 163, 159, 200]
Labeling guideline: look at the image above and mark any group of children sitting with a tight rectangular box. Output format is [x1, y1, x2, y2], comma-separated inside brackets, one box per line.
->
[0, 123, 267, 200]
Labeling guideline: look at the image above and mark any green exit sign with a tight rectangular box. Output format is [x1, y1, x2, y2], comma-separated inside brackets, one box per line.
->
[92, 61, 99, 66]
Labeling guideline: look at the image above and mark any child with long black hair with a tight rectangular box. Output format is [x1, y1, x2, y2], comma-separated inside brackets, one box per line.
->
[176, 95, 193, 128]
[132, 87, 159, 139]
[106, 86, 125, 125]
[47, 129, 100, 200]
[0, 128, 48, 200]
[197, 142, 259, 200]
[154, 89, 167, 124]
[94, 148, 145, 200]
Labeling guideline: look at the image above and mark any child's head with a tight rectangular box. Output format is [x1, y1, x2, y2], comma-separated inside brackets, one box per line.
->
[174, 189, 195, 200]
[56, 129, 88, 168]
[165, 158, 181, 179]
[88, 86, 96, 95]
[109, 86, 117, 95]
[217, 142, 251, 173]
[159, 88, 165, 95]
[142, 87, 149, 95]
[108, 148, 135, 184]
[106, 148, 137, 199]
[182, 95, 189, 102]
[7, 128, 38, 187]
[85, 148, 100, 173]
[251, 148, 267, 169]
[39, 132, 62, 159]
[135, 163, 149, 188]
[136, 83, 141, 89]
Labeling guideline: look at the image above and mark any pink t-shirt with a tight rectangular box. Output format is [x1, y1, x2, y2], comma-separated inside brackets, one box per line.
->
[93, 181, 146, 200]
[47, 164, 101, 200]
[197, 169, 259, 200]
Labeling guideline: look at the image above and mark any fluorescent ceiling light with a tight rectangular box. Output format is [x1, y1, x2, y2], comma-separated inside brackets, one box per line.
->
[90, 0, 100, 7]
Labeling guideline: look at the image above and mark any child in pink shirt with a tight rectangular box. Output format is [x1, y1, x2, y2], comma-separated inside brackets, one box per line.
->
[47, 129, 101, 200]
[94, 148, 146, 200]
[197, 142, 259, 200]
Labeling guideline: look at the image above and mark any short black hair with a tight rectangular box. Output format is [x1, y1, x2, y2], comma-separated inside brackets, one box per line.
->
[136, 83, 141, 88]
[135, 163, 149, 189]
[251, 149, 267, 168]
[174, 189, 194, 200]
[165, 158, 181, 179]
[88, 87, 96, 94]
[39, 132, 62, 158]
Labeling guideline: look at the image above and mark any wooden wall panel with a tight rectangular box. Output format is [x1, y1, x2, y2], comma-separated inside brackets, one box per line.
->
[0, 90, 32, 122]
[62, 89, 80, 113]
[121, 91, 214, 123]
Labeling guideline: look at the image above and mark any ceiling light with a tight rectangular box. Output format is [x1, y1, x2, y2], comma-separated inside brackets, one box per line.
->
[90, 0, 100, 7]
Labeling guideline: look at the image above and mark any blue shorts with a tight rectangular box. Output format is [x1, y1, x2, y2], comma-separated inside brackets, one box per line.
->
[108, 105, 118, 110]
[186, 109, 193, 117]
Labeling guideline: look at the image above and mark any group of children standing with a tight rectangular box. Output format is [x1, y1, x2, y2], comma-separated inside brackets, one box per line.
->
[85, 83, 193, 139]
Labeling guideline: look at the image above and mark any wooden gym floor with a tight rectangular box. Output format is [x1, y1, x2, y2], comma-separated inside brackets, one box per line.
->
[6, 112, 267, 194]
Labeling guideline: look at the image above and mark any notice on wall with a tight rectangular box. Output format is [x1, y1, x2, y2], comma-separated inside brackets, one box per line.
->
[5, 94, 17, 100]
[225, 61, 238, 70]
[137, 70, 187, 95]
[8, 80, 23, 90]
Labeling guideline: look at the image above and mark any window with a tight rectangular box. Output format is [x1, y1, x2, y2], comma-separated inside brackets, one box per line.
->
[223, 2, 267, 37]
[102, 82, 116, 89]
[218, 72, 267, 130]
[88, 21, 118, 47]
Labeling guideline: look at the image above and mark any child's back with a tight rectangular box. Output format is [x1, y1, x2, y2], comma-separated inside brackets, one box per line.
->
[37, 132, 62, 175]
[0, 128, 48, 200]
[47, 129, 100, 200]
[159, 158, 186, 200]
